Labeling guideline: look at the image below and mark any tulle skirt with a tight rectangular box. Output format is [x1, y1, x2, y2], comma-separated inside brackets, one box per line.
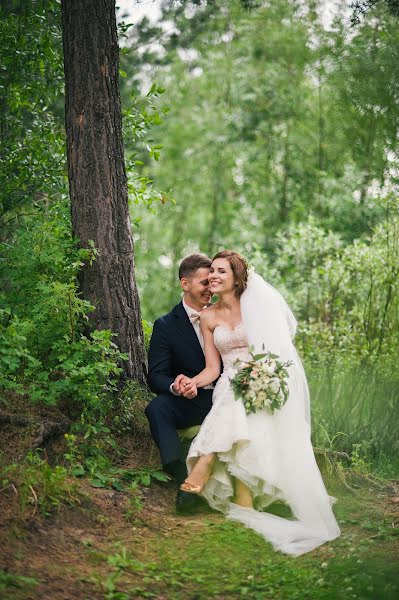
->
[187, 371, 341, 556]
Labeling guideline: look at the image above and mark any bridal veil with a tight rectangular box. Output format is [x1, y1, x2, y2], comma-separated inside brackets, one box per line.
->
[229, 270, 341, 555]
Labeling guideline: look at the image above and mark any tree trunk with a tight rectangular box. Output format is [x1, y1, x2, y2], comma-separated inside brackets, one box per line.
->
[61, 0, 147, 383]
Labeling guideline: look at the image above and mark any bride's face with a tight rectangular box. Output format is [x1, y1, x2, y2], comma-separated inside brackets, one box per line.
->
[209, 258, 235, 295]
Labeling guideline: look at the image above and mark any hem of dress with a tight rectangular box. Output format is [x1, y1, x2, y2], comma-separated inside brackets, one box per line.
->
[188, 435, 288, 516]
[187, 435, 250, 462]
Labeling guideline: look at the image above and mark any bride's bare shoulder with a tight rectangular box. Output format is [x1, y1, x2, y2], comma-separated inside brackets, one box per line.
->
[200, 304, 219, 328]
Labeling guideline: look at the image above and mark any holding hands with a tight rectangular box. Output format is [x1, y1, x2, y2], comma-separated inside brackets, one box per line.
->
[173, 374, 198, 398]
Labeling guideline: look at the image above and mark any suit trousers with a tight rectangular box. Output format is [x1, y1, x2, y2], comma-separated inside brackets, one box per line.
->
[145, 389, 213, 479]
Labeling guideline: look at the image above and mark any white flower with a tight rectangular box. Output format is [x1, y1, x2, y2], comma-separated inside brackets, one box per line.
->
[262, 361, 276, 376]
[268, 378, 280, 394]
[250, 380, 263, 392]
[247, 389, 257, 401]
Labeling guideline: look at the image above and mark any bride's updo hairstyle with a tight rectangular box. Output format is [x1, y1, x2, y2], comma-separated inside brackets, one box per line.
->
[212, 250, 248, 298]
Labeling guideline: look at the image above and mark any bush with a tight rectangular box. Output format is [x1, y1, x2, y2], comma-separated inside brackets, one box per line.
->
[0, 309, 39, 393]
[272, 196, 399, 366]
[250, 197, 399, 468]
[0, 202, 128, 416]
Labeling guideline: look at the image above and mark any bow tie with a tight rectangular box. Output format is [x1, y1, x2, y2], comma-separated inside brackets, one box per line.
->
[189, 311, 201, 324]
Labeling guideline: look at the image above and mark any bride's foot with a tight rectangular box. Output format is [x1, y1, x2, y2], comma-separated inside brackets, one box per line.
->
[233, 479, 253, 509]
[180, 454, 215, 495]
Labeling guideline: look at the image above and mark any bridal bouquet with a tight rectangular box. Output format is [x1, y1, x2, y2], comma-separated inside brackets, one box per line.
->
[230, 348, 292, 415]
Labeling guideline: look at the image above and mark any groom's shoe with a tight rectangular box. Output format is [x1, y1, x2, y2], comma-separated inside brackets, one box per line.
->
[175, 489, 210, 515]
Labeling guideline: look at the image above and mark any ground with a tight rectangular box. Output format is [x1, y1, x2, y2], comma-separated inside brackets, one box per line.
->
[0, 436, 398, 600]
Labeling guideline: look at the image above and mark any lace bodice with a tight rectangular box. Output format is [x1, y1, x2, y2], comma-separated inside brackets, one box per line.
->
[213, 322, 251, 372]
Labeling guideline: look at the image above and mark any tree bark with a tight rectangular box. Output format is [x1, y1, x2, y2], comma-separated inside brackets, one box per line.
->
[61, 0, 147, 382]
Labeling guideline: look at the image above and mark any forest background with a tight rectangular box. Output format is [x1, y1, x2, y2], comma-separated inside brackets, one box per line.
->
[0, 1, 399, 598]
[1, 0, 398, 471]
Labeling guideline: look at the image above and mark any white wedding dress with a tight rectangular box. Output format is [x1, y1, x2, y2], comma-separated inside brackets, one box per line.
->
[187, 274, 341, 556]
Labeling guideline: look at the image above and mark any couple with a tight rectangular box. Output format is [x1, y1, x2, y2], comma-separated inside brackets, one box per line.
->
[145, 251, 340, 556]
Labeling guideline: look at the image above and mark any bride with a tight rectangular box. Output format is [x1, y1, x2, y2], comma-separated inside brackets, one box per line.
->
[177, 250, 341, 556]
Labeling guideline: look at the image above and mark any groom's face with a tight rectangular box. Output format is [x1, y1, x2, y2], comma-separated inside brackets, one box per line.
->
[181, 267, 212, 308]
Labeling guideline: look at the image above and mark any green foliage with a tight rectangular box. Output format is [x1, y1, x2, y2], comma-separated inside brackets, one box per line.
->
[90, 545, 145, 600]
[24, 329, 124, 408]
[351, 1, 399, 25]
[273, 196, 399, 365]
[122, 83, 172, 224]
[64, 431, 168, 492]
[0, 570, 38, 594]
[0, 309, 40, 393]
[309, 365, 399, 465]
[0, 201, 127, 426]
[350, 444, 372, 476]
[141, 320, 153, 351]
[0, 200, 94, 350]
[123, 482, 144, 519]
[123, 0, 399, 320]
[1, 450, 80, 518]
[262, 199, 399, 466]
[0, 0, 397, 484]
[0, 0, 163, 420]
[0, 1, 65, 233]
[0, 0, 163, 452]
[89, 466, 168, 492]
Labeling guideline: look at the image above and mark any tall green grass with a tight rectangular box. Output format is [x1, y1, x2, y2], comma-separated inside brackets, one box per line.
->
[309, 365, 399, 476]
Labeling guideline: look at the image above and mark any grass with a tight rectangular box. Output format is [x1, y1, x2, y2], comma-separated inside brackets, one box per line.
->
[1, 485, 398, 599]
[309, 366, 399, 471]
[0, 570, 38, 595]
[74, 482, 399, 599]
[93, 492, 398, 600]
[1, 450, 81, 518]
[0, 440, 397, 599]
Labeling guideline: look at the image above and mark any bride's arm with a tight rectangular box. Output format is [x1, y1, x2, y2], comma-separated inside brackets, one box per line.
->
[190, 311, 221, 388]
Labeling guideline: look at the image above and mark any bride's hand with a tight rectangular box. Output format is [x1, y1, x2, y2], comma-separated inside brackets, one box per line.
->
[173, 374, 188, 394]
[181, 378, 198, 399]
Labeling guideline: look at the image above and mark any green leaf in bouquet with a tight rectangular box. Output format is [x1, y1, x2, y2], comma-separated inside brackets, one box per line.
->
[252, 353, 268, 361]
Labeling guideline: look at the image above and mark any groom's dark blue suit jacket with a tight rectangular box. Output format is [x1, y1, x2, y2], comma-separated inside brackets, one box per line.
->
[148, 301, 207, 395]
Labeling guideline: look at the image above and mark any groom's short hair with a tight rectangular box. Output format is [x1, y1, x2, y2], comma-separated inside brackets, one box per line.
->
[179, 254, 211, 279]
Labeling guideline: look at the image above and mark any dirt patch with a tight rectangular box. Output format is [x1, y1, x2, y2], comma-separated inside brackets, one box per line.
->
[0, 473, 220, 599]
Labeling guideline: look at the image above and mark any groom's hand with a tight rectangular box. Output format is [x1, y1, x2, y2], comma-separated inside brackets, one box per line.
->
[171, 374, 186, 395]
[172, 374, 198, 398]
[178, 376, 198, 399]
[171, 374, 195, 396]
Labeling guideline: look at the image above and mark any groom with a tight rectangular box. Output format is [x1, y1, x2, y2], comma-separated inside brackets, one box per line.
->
[145, 254, 214, 513]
